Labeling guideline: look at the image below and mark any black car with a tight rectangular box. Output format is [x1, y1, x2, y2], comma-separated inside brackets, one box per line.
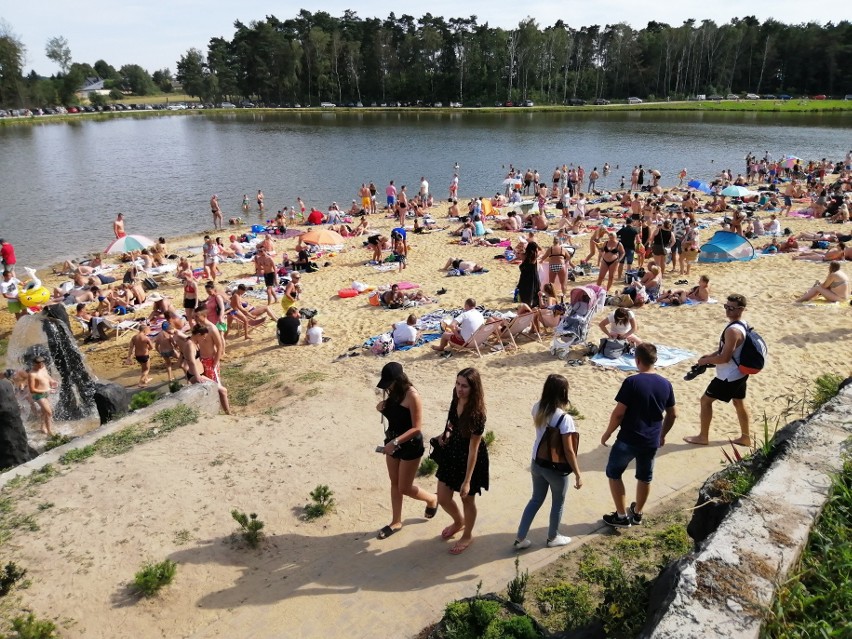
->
[593, 98, 610, 105]
[761, 94, 776, 100]
[707, 95, 723, 101]
[239, 100, 255, 108]
[566, 98, 586, 106]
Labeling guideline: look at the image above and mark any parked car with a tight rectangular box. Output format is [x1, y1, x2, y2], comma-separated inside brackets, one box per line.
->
[778, 94, 792, 100]
[706, 95, 722, 101]
[319, 102, 336, 108]
[567, 98, 586, 106]
[450, 101, 462, 108]
[218, 102, 236, 108]
[694, 94, 706, 101]
[504, 101, 514, 107]
[761, 94, 776, 100]
[812, 94, 827, 100]
[745, 93, 760, 100]
[521, 99, 534, 107]
[432, 102, 442, 107]
[627, 97, 642, 104]
[239, 101, 255, 108]
[726, 93, 740, 100]
[845, 95, 852, 101]
[594, 98, 610, 105]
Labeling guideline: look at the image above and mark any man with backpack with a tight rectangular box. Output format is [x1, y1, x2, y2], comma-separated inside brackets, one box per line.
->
[684, 293, 761, 447]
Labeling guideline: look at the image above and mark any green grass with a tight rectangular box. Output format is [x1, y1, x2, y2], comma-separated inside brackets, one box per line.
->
[8, 613, 57, 638]
[536, 583, 596, 632]
[129, 390, 158, 411]
[418, 457, 438, 477]
[762, 458, 852, 637]
[59, 405, 199, 464]
[294, 371, 327, 384]
[42, 434, 73, 451]
[133, 559, 177, 597]
[809, 373, 844, 411]
[483, 431, 496, 448]
[220, 363, 277, 407]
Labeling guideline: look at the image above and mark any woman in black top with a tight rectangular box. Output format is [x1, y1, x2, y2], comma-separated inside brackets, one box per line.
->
[516, 242, 541, 307]
[649, 220, 675, 274]
[375, 363, 438, 540]
[433, 367, 489, 554]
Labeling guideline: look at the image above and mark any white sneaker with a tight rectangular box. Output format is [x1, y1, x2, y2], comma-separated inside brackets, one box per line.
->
[547, 534, 572, 548]
[513, 538, 532, 550]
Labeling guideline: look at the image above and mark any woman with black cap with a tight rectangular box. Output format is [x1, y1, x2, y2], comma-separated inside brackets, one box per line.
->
[375, 362, 438, 539]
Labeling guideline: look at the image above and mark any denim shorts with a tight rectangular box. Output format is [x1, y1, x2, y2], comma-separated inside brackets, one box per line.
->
[605, 440, 657, 483]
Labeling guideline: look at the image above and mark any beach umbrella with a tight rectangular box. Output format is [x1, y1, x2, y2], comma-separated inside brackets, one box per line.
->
[721, 185, 757, 198]
[687, 180, 713, 195]
[502, 177, 523, 186]
[104, 234, 155, 254]
[299, 228, 345, 246]
[783, 156, 802, 169]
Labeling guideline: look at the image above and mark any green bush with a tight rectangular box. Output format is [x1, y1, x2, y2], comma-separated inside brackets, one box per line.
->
[418, 457, 438, 477]
[231, 510, 265, 548]
[133, 559, 177, 597]
[304, 485, 335, 520]
[483, 615, 539, 639]
[168, 381, 182, 394]
[484, 431, 496, 447]
[506, 557, 529, 604]
[537, 583, 596, 631]
[809, 373, 844, 411]
[129, 390, 158, 411]
[10, 613, 57, 638]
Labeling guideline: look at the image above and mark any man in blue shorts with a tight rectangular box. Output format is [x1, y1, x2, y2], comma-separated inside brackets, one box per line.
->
[600, 343, 677, 527]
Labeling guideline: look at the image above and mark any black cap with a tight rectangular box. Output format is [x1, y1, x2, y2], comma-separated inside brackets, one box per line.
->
[376, 362, 404, 390]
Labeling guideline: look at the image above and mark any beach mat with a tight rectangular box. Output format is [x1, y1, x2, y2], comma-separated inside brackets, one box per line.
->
[590, 345, 696, 371]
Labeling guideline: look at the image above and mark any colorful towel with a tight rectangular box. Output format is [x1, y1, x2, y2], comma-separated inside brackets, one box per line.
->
[362, 332, 443, 351]
[658, 297, 718, 307]
[591, 345, 696, 371]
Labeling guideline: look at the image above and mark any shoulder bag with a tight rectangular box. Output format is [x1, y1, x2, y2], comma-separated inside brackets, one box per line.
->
[534, 414, 580, 475]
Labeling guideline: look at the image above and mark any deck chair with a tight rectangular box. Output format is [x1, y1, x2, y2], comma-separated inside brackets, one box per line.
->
[536, 308, 562, 335]
[502, 312, 541, 349]
[449, 319, 505, 357]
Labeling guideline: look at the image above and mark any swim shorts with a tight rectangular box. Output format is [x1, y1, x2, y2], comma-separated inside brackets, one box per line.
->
[135, 356, 150, 364]
[183, 297, 197, 309]
[31, 392, 48, 402]
[264, 272, 277, 287]
[705, 376, 748, 403]
[200, 357, 220, 383]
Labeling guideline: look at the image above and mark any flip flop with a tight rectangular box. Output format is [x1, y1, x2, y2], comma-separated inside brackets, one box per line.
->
[441, 525, 464, 540]
[449, 540, 473, 555]
[424, 505, 438, 519]
[377, 525, 401, 540]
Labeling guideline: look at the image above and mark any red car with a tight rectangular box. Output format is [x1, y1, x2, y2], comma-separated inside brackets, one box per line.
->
[67, 106, 79, 113]
[812, 94, 827, 100]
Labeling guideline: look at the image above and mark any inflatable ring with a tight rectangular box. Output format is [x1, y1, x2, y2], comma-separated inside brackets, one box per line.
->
[338, 289, 358, 299]
[19, 286, 50, 308]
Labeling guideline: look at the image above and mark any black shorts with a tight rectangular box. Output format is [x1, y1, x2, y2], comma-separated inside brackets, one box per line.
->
[135, 355, 150, 364]
[183, 297, 196, 309]
[705, 376, 748, 403]
[672, 239, 683, 254]
[264, 272, 277, 287]
[387, 435, 425, 461]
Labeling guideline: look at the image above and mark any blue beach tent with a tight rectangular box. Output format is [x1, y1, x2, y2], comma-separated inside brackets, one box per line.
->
[698, 231, 755, 263]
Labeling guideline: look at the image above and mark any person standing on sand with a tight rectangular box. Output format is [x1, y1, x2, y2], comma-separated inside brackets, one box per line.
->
[433, 367, 489, 554]
[684, 293, 752, 447]
[600, 343, 677, 528]
[0, 239, 17, 277]
[374, 362, 439, 540]
[28, 356, 57, 436]
[113, 213, 126, 239]
[125, 323, 154, 387]
[154, 321, 179, 382]
[191, 323, 224, 384]
[256, 249, 279, 305]
[210, 195, 223, 230]
[513, 374, 582, 550]
[173, 329, 231, 414]
[385, 180, 397, 210]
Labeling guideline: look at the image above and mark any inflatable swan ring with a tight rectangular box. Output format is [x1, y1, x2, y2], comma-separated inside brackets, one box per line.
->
[18, 267, 51, 308]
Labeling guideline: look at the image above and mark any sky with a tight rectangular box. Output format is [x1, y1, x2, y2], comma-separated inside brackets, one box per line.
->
[2, 0, 836, 76]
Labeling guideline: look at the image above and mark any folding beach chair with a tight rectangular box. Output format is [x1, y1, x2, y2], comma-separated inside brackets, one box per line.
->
[449, 319, 505, 358]
[502, 312, 541, 349]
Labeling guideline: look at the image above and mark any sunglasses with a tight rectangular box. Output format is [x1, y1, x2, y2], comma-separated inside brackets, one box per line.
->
[723, 304, 742, 311]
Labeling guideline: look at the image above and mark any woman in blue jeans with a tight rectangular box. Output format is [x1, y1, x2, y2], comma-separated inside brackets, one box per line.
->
[513, 374, 583, 549]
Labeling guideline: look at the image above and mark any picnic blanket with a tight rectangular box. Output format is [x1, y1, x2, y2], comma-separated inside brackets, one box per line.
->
[362, 332, 443, 352]
[590, 345, 696, 371]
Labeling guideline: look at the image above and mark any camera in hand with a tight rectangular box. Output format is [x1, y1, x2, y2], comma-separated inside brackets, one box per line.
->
[684, 363, 715, 381]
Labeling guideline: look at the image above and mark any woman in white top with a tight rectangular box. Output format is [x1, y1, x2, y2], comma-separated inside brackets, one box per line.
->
[599, 307, 641, 344]
[304, 317, 324, 345]
[513, 374, 582, 550]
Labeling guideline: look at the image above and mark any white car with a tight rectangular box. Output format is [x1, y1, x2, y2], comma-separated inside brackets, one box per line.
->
[320, 102, 336, 108]
[745, 93, 760, 100]
[627, 97, 643, 104]
[726, 94, 740, 100]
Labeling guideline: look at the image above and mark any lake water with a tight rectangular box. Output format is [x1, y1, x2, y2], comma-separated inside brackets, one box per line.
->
[1, 110, 851, 267]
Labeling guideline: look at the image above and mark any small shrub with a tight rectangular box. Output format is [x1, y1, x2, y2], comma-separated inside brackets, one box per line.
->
[168, 381, 182, 394]
[129, 390, 158, 411]
[418, 457, 438, 477]
[133, 559, 177, 597]
[537, 583, 596, 631]
[483, 615, 539, 639]
[654, 524, 691, 555]
[9, 613, 57, 639]
[809, 373, 844, 411]
[231, 510, 265, 548]
[507, 557, 529, 604]
[483, 431, 496, 447]
[585, 557, 650, 638]
[152, 404, 198, 431]
[43, 434, 72, 451]
[0, 562, 27, 596]
[304, 485, 335, 520]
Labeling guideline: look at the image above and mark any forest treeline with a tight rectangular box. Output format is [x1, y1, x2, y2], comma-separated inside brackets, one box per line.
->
[1, 12, 851, 108]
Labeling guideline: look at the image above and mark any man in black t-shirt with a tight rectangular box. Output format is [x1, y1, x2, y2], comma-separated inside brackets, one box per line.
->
[600, 343, 677, 527]
[616, 219, 639, 281]
[276, 306, 302, 346]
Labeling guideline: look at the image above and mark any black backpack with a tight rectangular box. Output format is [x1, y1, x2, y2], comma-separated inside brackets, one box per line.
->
[728, 320, 767, 375]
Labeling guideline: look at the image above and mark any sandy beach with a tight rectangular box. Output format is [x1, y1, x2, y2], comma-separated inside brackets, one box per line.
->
[1, 190, 851, 637]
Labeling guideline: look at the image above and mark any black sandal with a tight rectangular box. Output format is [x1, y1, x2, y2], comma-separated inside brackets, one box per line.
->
[424, 506, 438, 519]
[377, 525, 400, 540]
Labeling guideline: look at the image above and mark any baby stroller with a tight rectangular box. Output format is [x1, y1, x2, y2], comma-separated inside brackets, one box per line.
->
[550, 285, 606, 359]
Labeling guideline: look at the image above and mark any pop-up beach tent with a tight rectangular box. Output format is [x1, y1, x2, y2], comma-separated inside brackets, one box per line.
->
[698, 231, 755, 263]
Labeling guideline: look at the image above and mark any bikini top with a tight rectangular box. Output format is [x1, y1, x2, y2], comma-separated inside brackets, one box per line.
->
[602, 242, 620, 255]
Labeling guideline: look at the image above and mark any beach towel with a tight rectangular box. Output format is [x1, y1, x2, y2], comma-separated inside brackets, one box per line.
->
[371, 263, 398, 272]
[590, 345, 696, 371]
[446, 269, 489, 276]
[658, 297, 717, 307]
[362, 332, 442, 351]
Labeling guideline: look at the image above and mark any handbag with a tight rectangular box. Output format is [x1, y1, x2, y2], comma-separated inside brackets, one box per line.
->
[429, 419, 453, 466]
[599, 337, 629, 359]
[534, 414, 579, 475]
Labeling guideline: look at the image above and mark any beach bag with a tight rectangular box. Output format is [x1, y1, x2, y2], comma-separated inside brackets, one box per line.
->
[534, 415, 579, 475]
[599, 338, 629, 359]
[729, 321, 767, 375]
[624, 269, 639, 285]
[428, 436, 446, 466]
[371, 333, 395, 355]
[142, 277, 158, 291]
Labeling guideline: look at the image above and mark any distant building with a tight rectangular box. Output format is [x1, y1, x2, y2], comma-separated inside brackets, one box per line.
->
[76, 77, 110, 100]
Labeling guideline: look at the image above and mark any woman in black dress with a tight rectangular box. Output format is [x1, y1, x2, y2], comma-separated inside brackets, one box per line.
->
[434, 367, 489, 554]
[375, 362, 438, 540]
[516, 241, 541, 307]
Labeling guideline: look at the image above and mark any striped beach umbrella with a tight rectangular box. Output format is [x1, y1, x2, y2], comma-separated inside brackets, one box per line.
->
[105, 234, 155, 254]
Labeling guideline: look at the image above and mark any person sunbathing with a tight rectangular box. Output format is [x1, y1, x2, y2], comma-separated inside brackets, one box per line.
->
[796, 261, 850, 303]
[656, 274, 711, 305]
[792, 242, 847, 261]
[443, 258, 485, 273]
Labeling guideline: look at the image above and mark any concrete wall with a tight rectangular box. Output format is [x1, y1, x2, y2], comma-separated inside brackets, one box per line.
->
[649, 384, 852, 638]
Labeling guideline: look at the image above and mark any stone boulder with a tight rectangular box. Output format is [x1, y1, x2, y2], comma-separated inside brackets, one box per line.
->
[93, 382, 131, 424]
[0, 380, 37, 469]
